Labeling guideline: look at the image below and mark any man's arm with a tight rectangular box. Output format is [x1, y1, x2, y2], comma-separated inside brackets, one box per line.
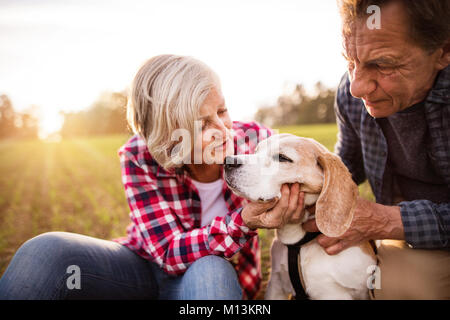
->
[303, 197, 405, 254]
[303, 198, 450, 253]
[399, 200, 450, 249]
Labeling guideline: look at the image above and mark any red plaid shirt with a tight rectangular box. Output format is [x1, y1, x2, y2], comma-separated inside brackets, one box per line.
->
[113, 121, 272, 299]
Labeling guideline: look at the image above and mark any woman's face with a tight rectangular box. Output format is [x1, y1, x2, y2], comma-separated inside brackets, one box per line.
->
[194, 87, 233, 164]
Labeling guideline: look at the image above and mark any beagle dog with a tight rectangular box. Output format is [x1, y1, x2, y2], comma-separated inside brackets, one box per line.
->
[224, 133, 376, 300]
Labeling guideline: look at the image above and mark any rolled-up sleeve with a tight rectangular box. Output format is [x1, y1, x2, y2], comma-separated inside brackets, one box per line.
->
[399, 200, 450, 249]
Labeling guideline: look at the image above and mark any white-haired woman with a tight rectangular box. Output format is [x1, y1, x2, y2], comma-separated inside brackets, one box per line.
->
[0, 55, 306, 300]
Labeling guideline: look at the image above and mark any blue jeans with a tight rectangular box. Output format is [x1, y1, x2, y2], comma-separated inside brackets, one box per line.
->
[0, 232, 242, 300]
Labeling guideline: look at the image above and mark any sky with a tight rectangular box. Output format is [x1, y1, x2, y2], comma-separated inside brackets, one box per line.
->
[0, 0, 348, 137]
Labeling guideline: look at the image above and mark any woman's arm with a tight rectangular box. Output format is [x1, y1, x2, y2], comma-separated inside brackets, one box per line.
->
[120, 149, 256, 275]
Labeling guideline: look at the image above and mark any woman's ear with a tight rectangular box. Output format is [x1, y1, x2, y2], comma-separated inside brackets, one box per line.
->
[315, 152, 358, 237]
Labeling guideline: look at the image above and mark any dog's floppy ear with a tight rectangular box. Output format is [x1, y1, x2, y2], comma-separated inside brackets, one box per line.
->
[315, 151, 358, 237]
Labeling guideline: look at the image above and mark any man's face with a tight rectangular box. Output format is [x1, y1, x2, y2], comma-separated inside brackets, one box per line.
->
[344, 1, 446, 118]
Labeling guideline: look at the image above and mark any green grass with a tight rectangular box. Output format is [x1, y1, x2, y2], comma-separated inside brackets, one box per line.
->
[0, 124, 374, 298]
[275, 123, 339, 151]
[0, 135, 132, 274]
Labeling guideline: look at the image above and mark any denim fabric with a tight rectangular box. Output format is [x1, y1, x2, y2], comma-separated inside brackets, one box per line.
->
[0, 232, 242, 300]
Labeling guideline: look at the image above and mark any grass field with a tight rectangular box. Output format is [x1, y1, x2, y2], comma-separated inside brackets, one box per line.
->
[0, 123, 373, 298]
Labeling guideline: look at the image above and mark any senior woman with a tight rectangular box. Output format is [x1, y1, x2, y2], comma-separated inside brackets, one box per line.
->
[0, 55, 306, 300]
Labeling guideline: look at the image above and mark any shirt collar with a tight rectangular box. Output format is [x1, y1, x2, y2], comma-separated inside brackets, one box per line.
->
[425, 65, 450, 105]
[156, 165, 179, 178]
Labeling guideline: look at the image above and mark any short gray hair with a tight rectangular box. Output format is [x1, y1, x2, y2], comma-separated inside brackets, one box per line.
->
[338, 0, 450, 53]
[127, 54, 221, 169]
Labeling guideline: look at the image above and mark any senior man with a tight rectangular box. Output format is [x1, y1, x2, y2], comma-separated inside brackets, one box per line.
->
[303, 0, 450, 299]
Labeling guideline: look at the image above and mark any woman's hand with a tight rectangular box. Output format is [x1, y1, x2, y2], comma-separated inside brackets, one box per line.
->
[302, 197, 405, 255]
[241, 183, 306, 230]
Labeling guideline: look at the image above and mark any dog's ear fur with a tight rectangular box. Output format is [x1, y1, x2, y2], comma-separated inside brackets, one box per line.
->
[315, 150, 358, 237]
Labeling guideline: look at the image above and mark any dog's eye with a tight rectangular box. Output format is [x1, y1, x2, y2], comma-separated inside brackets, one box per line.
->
[274, 154, 293, 163]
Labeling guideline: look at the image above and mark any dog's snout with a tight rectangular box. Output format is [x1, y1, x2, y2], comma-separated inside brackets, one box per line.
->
[224, 156, 243, 169]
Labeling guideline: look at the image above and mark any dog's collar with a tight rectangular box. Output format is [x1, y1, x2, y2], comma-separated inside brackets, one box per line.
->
[289, 231, 321, 249]
[287, 232, 321, 300]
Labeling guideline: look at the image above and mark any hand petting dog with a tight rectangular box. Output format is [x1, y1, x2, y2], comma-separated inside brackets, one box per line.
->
[241, 183, 307, 230]
[303, 197, 405, 255]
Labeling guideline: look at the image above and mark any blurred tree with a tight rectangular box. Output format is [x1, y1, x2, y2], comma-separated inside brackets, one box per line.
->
[0, 94, 17, 138]
[0, 94, 38, 139]
[15, 113, 39, 139]
[255, 82, 336, 126]
[255, 105, 277, 127]
[60, 91, 130, 138]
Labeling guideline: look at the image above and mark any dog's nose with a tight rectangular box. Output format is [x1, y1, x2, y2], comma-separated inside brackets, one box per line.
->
[224, 156, 242, 170]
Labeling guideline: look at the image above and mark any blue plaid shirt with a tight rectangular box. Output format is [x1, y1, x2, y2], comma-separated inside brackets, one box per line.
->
[334, 66, 450, 249]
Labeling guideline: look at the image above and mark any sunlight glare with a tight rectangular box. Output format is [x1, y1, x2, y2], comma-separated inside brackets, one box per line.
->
[38, 111, 64, 140]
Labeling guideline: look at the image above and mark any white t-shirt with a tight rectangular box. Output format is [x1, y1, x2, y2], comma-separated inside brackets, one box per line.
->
[191, 178, 229, 227]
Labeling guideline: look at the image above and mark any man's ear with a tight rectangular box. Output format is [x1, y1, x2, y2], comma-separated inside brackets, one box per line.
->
[434, 41, 450, 70]
[314, 152, 359, 237]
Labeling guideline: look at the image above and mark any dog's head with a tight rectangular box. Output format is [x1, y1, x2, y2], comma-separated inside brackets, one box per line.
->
[224, 133, 358, 237]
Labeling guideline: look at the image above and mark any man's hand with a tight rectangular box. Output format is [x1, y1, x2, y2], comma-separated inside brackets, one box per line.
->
[302, 197, 405, 255]
[242, 183, 307, 230]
